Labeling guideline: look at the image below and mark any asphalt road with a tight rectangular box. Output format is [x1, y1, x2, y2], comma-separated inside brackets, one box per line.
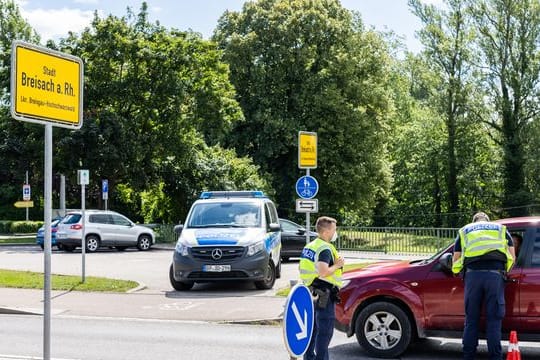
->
[3, 314, 540, 360]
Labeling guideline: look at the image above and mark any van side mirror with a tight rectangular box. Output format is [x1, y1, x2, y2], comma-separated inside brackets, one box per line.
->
[269, 223, 281, 232]
[438, 253, 453, 273]
[174, 224, 184, 234]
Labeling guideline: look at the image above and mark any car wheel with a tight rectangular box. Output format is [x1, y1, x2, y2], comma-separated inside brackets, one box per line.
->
[137, 235, 152, 251]
[355, 302, 412, 359]
[115, 246, 128, 251]
[39, 244, 44, 250]
[276, 258, 282, 279]
[85, 235, 100, 253]
[169, 264, 194, 291]
[254, 260, 276, 290]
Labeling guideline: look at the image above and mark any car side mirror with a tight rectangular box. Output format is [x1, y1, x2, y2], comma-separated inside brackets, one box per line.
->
[438, 253, 453, 273]
[174, 224, 184, 234]
[297, 228, 306, 235]
[269, 223, 281, 232]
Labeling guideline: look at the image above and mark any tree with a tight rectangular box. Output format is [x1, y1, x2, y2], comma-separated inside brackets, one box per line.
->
[470, 0, 540, 216]
[214, 0, 394, 221]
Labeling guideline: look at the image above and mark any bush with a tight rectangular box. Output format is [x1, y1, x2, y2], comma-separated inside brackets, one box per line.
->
[9, 221, 43, 234]
[0, 221, 13, 234]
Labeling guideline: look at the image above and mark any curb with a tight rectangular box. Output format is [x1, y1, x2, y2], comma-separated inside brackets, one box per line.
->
[126, 282, 147, 293]
[221, 317, 283, 326]
[0, 307, 42, 315]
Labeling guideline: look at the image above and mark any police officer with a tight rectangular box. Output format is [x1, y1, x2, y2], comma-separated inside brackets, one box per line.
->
[452, 212, 515, 360]
[299, 216, 345, 360]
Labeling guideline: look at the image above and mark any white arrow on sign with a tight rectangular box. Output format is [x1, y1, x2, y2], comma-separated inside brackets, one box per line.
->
[296, 198, 318, 213]
[292, 301, 308, 340]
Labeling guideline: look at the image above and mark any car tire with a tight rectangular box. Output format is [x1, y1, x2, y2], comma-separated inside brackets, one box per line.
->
[115, 246, 128, 251]
[254, 260, 276, 290]
[85, 235, 100, 253]
[169, 264, 194, 291]
[355, 302, 412, 359]
[39, 244, 44, 250]
[137, 235, 152, 251]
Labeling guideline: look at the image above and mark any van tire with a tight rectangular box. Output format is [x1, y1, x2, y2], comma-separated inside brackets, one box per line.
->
[169, 264, 194, 291]
[355, 302, 412, 358]
[255, 261, 276, 290]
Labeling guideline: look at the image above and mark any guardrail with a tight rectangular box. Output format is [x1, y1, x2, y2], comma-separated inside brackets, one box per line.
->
[336, 226, 458, 255]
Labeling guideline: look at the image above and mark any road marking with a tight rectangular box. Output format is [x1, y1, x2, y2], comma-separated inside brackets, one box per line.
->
[0, 355, 80, 360]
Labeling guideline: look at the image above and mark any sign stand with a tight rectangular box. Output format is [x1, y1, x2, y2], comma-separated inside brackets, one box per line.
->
[78, 170, 89, 283]
[11, 41, 83, 360]
[297, 131, 318, 244]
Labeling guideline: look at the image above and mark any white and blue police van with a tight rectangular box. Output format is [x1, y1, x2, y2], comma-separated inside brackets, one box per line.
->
[169, 191, 282, 290]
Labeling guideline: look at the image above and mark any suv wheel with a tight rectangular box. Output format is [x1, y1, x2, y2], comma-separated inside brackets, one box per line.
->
[85, 235, 100, 253]
[169, 264, 194, 291]
[137, 235, 152, 251]
[355, 302, 412, 358]
[254, 260, 276, 290]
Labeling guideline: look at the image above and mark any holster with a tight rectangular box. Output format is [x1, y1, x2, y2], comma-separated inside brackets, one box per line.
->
[312, 288, 331, 308]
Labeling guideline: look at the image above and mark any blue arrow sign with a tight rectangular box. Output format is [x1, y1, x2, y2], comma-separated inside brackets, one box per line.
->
[295, 175, 319, 199]
[102, 179, 108, 193]
[283, 284, 314, 357]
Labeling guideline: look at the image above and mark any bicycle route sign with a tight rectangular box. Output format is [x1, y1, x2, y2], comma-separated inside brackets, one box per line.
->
[295, 175, 318, 199]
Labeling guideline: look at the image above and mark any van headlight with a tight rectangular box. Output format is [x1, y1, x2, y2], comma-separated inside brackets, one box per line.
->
[175, 241, 190, 256]
[247, 242, 264, 256]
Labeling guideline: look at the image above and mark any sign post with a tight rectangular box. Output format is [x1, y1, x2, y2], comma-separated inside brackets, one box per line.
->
[102, 179, 108, 211]
[23, 172, 30, 220]
[11, 41, 83, 360]
[78, 170, 89, 283]
[297, 132, 318, 244]
[283, 284, 314, 358]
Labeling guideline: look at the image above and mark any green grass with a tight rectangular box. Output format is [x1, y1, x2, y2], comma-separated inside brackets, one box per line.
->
[0, 269, 139, 292]
[0, 237, 35, 244]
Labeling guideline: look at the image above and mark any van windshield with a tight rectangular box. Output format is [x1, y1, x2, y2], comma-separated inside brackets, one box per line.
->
[188, 202, 261, 228]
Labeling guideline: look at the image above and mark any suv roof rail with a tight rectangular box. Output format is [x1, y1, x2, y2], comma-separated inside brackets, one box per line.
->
[199, 191, 267, 199]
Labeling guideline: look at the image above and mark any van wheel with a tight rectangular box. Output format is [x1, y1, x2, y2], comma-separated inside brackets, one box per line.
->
[355, 302, 412, 358]
[137, 235, 152, 251]
[255, 260, 276, 290]
[86, 235, 100, 253]
[169, 264, 194, 291]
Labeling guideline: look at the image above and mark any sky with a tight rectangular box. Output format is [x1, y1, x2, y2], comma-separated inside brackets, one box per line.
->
[13, 0, 444, 54]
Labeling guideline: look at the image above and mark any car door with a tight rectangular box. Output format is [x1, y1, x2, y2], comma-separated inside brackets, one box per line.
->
[110, 214, 137, 245]
[280, 219, 307, 258]
[516, 226, 540, 333]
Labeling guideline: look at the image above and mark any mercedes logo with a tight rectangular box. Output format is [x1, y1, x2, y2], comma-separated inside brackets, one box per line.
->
[211, 248, 223, 260]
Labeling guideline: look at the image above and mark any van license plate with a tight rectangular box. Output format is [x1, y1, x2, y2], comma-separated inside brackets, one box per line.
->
[203, 265, 231, 272]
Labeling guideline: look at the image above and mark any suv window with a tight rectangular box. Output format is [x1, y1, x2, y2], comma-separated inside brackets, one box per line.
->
[188, 202, 261, 228]
[89, 214, 111, 224]
[61, 214, 81, 224]
[111, 214, 131, 226]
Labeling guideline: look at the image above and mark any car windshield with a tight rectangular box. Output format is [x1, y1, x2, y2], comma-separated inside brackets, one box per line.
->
[188, 202, 261, 228]
[61, 214, 81, 224]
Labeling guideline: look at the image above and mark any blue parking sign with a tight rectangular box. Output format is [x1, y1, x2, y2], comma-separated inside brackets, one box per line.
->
[283, 284, 314, 357]
[102, 179, 108, 200]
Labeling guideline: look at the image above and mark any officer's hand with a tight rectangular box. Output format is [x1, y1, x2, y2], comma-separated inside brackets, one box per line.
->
[336, 256, 345, 269]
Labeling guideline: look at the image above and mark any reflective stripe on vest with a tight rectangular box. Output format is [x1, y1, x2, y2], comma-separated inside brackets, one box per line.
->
[452, 222, 514, 274]
[299, 238, 343, 287]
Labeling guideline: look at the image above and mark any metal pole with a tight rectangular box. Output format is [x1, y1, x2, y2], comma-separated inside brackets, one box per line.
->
[81, 184, 86, 283]
[25, 171, 29, 221]
[105, 198, 108, 211]
[306, 169, 310, 244]
[43, 124, 52, 360]
[60, 174, 65, 216]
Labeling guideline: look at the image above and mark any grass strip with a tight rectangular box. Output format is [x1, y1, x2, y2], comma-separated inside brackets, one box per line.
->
[0, 269, 139, 292]
[0, 237, 35, 244]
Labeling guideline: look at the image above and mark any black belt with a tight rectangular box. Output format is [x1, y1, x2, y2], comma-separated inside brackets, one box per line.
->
[466, 269, 504, 274]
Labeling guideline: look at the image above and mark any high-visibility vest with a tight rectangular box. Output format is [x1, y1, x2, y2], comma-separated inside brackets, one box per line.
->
[299, 238, 343, 287]
[452, 221, 514, 274]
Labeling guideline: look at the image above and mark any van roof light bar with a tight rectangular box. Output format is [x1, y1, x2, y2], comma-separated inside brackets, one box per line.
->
[199, 191, 266, 199]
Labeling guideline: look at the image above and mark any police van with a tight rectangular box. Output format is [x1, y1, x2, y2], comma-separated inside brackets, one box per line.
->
[169, 191, 282, 290]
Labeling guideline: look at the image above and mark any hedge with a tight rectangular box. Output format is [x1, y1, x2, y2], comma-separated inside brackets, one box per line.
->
[0, 221, 43, 234]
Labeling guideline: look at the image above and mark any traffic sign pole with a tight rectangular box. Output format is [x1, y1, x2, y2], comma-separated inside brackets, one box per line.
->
[43, 124, 52, 360]
[306, 169, 311, 245]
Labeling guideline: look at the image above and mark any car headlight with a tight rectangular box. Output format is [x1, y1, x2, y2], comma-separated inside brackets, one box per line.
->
[175, 241, 189, 256]
[247, 242, 265, 256]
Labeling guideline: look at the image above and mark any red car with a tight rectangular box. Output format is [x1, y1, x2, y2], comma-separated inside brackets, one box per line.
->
[335, 216, 540, 358]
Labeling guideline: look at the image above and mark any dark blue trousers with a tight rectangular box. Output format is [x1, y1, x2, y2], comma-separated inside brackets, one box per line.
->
[463, 271, 506, 360]
[304, 298, 335, 360]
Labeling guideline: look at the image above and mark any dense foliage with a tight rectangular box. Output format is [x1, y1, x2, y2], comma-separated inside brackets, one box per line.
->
[2, 0, 540, 226]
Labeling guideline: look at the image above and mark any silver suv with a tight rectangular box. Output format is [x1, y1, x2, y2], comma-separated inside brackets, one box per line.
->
[56, 210, 155, 252]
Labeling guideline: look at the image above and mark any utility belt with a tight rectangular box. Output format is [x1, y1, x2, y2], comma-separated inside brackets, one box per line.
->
[465, 268, 508, 281]
[309, 285, 340, 308]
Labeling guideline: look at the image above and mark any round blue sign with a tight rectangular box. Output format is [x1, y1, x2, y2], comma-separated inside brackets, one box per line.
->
[295, 175, 319, 199]
[283, 284, 314, 357]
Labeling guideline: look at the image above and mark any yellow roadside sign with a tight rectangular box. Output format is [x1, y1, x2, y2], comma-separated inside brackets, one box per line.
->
[11, 41, 84, 129]
[14, 201, 34, 208]
[298, 131, 317, 169]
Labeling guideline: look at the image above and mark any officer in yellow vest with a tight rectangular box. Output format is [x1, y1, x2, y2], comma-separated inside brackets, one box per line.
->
[452, 212, 515, 360]
[299, 216, 345, 360]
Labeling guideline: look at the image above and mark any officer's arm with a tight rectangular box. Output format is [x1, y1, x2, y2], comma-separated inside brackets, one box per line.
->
[452, 235, 461, 263]
[316, 259, 344, 278]
[452, 251, 461, 264]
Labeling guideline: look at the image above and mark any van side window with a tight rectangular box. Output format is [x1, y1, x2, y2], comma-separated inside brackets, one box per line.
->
[265, 202, 278, 227]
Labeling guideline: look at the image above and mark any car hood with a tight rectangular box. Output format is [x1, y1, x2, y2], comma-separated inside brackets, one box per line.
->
[344, 259, 415, 279]
[180, 228, 269, 246]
